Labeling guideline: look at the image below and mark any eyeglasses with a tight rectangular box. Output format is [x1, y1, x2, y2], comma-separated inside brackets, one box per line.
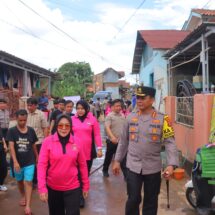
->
[57, 124, 71, 129]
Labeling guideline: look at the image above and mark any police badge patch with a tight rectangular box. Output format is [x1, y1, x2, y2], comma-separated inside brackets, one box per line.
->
[162, 115, 174, 139]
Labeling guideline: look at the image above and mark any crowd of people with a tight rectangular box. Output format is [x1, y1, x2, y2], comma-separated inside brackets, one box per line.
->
[0, 86, 179, 215]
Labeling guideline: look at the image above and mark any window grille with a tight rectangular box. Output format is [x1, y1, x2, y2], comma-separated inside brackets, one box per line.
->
[176, 97, 194, 127]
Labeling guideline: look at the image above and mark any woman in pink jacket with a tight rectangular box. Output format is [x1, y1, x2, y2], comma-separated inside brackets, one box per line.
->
[37, 114, 89, 215]
[72, 100, 102, 207]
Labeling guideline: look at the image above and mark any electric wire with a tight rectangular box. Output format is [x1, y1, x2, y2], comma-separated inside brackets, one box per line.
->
[2, 0, 133, 73]
[169, 47, 210, 70]
[17, 0, 111, 63]
[110, 0, 147, 41]
[203, 0, 212, 8]
[0, 17, 83, 55]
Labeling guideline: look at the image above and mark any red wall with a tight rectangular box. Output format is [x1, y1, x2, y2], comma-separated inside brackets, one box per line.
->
[165, 94, 214, 162]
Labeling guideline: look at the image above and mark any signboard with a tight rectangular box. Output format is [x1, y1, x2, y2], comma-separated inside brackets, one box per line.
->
[64, 96, 80, 104]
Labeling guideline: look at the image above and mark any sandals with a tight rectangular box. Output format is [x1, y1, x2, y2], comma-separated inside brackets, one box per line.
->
[24, 207, 32, 215]
[19, 198, 26, 206]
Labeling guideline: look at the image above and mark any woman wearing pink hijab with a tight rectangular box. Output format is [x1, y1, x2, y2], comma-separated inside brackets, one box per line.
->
[72, 100, 103, 207]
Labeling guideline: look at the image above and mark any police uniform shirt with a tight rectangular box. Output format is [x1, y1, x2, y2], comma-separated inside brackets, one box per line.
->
[105, 112, 126, 140]
[115, 109, 179, 175]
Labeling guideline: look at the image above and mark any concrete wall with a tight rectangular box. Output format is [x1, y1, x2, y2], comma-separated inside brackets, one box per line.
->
[139, 47, 168, 112]
[104, 83, 119, 99]
[165, 94, 215, 162]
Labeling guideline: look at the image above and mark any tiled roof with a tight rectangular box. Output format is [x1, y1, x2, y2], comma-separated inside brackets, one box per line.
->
[139, 30, 190, 49]
[192, 9, 215, 16]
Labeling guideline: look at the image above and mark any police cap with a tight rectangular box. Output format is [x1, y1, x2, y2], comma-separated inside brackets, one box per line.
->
[135, 86, 156, 98]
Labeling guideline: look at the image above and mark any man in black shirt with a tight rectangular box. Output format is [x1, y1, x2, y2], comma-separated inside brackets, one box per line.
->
[7, 109, 38, 215]
[49, 99, 65, 134]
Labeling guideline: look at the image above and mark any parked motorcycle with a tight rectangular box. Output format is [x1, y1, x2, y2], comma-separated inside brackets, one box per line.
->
[185, 145, 215, 215]
[185, 179, 197, 209]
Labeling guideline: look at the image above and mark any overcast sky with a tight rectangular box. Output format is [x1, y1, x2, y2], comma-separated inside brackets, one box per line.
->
[0, 0, 215, 83]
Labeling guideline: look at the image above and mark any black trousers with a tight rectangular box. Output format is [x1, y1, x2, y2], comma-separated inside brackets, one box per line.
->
[103, 139, 118, 172]
[0, 150, 7, 185]
[126, 170, 161, 215]
[1, 128, 8, 140]
[120, 156, 128, 180]
[96, 111, 101, 119]
[79, 159, 93, 202]
[48, 187, 81, 215]
[33, 144, 42, 184]
[87, 160, 93, 175]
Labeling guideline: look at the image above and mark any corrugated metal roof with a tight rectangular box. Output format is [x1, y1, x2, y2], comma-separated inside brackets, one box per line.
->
[192, 9, 215, 16]
[0, 50, 55, 78]
[139, 30, 190, 49]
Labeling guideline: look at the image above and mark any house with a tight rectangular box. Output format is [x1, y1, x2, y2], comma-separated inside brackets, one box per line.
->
[93, 68, 125, 99]
[182, 9, 215, 31]
[163, 9, 215, 167]
[0, 50, 57, 117]
[132, 30, 189, 111]
[131, 8, 215, 166]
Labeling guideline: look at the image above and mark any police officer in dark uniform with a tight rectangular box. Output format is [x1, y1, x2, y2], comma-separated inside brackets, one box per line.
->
[113, 86, 179, 215]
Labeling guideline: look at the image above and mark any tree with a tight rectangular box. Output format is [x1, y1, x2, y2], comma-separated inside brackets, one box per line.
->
[52, 62, 93, 97]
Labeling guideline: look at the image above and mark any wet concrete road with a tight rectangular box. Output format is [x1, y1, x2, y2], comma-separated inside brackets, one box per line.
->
[0, 157, 196, 215]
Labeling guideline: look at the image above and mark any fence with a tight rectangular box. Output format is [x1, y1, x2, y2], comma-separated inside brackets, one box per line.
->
[176, 96, 194, 127]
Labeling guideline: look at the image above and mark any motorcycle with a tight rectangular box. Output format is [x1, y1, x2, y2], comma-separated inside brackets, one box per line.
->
[185, 179, 197, 209]
[185, 144, 215, 214]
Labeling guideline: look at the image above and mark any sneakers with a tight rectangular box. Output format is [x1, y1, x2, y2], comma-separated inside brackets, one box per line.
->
[102, 170, 109, 178]
[0, 185, 7, 191]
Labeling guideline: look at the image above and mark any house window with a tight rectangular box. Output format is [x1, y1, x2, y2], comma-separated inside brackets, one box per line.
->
[149, 73, 154, 87]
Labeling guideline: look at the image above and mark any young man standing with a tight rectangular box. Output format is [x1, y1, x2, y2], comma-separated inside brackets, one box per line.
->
[7, 109, 38, 215]
[113, 86, 179, 215]
[38, 90, 49, 111]
[26, 97, 48, 184]
[49, 99, 65, 134]
[102, 99, 126, 177]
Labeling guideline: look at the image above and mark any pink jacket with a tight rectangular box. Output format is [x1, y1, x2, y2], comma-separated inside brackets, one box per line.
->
[37, 133, 89, 194]
[72, 112, 102, 160]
